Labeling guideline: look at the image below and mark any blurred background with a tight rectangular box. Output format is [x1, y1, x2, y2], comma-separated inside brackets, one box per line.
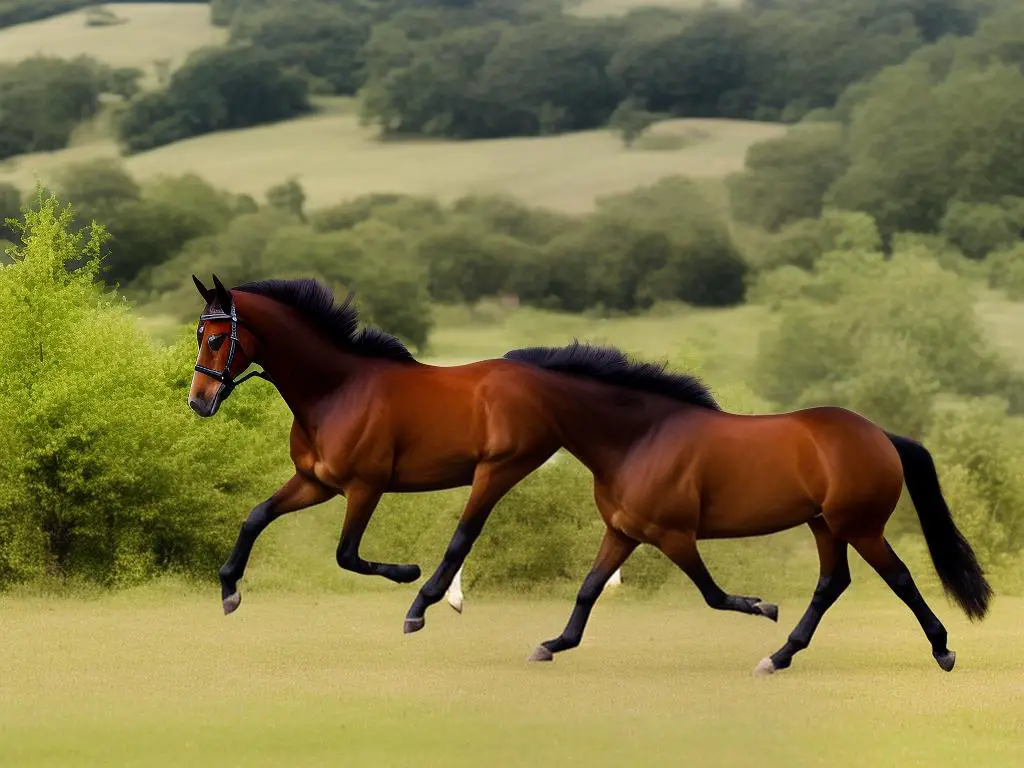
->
[1, 1, 1024, 765]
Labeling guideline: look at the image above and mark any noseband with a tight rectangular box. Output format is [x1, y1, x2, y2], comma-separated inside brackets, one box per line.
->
[195, 301, 271, 403]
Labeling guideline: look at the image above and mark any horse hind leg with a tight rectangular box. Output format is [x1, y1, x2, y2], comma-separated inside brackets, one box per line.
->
[659, 531, 780, 622]
[849, 534, 955, 672]
[754, 516, 850, 676]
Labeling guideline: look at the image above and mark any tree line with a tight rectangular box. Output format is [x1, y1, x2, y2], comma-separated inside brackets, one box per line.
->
[8, 159, 745, 350]
[0, 0, 995, 157]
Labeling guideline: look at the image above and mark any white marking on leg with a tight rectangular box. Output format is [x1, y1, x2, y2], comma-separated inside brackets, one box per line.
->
[446, 565, 464, 613]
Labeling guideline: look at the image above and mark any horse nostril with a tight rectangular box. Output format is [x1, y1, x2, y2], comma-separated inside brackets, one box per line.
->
[188, 397, 206, 415]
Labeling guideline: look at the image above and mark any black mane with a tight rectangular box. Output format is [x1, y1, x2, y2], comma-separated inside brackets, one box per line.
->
[233, 278, 415, 362]
[503, 341, 719, 410]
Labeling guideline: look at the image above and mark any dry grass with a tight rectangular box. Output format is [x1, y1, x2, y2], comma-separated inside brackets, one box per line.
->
[0, 103, 785, 213]
[0, 586, 1021, 767]
[0, 3, 226, 85]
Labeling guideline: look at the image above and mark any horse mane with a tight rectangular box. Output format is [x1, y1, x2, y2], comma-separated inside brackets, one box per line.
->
[503, 340, 720, 410]
[232, 278, 416, 363]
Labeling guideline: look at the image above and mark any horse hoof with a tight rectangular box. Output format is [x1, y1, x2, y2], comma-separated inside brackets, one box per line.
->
[446, 594, 463, 614]
[754, 601, 779, 622]
[752, 657, 776, 677]
[404, 616, 425, 634]
[934, 650, 956, 672]
[528, 646, 554, 663]
[222, 591, 241, 616]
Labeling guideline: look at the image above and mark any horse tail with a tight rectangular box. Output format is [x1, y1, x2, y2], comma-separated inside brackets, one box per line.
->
[885, 432, 992, 621]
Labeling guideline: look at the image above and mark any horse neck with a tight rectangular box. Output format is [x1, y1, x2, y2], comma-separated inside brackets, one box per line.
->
[543, 380, 679, 480]
[234, 292, 361, 421]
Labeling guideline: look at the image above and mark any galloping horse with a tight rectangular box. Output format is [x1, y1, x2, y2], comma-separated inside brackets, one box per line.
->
[491, 343, 993, 674]
[189, 275, 588, 614]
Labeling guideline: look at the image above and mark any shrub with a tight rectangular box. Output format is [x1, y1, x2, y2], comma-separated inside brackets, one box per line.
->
[117, 46, 311, 153]
[940, 200, 1020, 260]
[755, 248, 1014, 436]
[0, 56, 104, 160]
[0, 190, 284, 586]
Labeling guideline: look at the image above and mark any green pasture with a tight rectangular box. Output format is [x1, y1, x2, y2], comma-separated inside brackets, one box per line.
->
[0, 103, 784, 213]
[1, 586, 1021, 767]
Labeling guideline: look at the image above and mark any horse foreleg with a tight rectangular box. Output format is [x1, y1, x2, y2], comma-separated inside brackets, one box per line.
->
[660, 531, 780, 622]
[403, 457, 542, 634]
[754, 517, 850, 676]
[335, 482, 421, 584]
[529, 526, 638, 662]
[219, 473, 335, 615]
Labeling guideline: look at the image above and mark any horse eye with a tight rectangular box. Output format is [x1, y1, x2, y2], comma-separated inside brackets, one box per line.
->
[208, 334, 226, 352]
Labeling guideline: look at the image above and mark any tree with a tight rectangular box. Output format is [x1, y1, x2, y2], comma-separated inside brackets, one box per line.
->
[608, 97, 658, 147]
[265, 178, 307, 222]
[0, 189, 283, 585]
[727, 123, 847, 232]
[0, 56, 104, 159]
[117, 46, 311, 153]
[232, 2, 371, 95]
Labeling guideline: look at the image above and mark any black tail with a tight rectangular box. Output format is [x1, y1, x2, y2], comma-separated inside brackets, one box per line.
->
[886, 432, 992, 621]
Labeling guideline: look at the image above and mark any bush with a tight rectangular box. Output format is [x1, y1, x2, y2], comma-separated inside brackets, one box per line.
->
[0, 56, 104, 160]
[230, 2, 371, 95]
[54, 161, 248, 285]
[987, 243, 1024, 299]
[0, 190, 284, 586]
[727, 123, 848, 232]
[941, 200, 1020, 260]
[755, 247, 1015, 437]
[117, 46, 311, 153]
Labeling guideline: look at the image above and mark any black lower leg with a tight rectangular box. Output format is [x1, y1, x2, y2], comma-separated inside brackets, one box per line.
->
[769, 564, 851, 670]
[687, 560, 778, 621]
[219, 500, 274, 600]
[335, 537, 420, 584]
[405, 521, 481, 628]
[884, 554, 950, 658]
[539, 567, 610, 654]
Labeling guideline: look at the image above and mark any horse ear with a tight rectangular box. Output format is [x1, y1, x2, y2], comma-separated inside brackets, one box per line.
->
[192, 274, 212, 302]
[211, 274, 232, 311]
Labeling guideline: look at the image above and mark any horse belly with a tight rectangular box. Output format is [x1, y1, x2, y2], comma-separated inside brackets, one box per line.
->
[385, 457, 477, 493]
[694, 459, 822, 539]
[696, 497, 820, 539]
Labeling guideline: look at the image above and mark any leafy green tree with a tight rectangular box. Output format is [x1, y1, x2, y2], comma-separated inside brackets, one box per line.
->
[608, 97, 658, 147]
[265, 178, 307, 222]
[231, 2, 370, 94]
[755, 248, 1016, 435]
[941, 200, 1020, 260]
[0, 56, 104, 159]
[727, 123, 847, 232]
[117, 46, 310, 153]
[0, 190, 283, 586]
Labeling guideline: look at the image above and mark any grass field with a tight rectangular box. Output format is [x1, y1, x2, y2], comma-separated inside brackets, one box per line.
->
[1, 586, 1022, 767]
[0, 100, 786, 213]
[0, 4, 225, 85]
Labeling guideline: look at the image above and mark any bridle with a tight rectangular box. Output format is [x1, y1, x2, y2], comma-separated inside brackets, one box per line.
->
[195, 300, 271, 404]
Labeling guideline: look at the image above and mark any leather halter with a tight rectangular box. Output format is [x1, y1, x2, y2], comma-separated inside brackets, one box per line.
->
[194, 300, 271, 404]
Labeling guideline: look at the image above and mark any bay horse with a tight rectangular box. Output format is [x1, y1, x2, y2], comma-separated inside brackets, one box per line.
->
[189, 274, 585, 614]
[490, 343, 993, 674]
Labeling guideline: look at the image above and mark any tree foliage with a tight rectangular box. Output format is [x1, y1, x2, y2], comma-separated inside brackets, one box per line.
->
[0, 190, 283, 586]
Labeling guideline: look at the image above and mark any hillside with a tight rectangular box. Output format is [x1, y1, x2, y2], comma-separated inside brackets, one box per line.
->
[0, 4, 225, 85]
[0, 101, 785, 213]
